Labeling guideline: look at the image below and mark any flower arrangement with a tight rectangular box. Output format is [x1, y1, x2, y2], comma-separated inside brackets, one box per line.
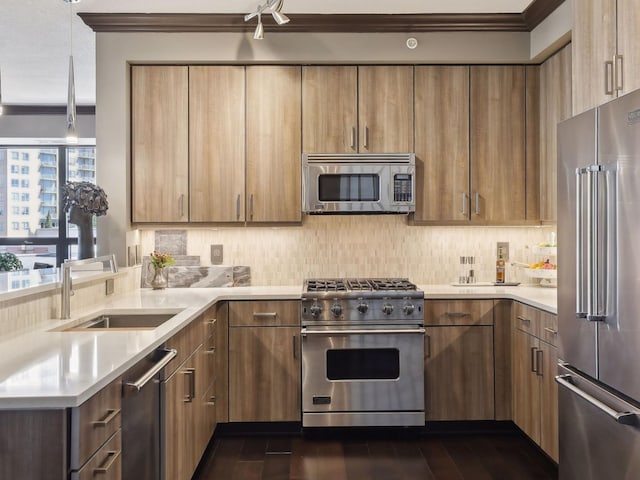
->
[150, 251, 175, 269]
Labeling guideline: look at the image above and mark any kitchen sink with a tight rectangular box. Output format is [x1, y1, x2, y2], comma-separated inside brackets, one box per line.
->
[63, 310, 182, 331]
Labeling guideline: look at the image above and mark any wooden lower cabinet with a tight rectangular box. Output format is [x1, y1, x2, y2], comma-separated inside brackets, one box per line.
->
[512, 303, 558, 462]
[425, 325, 495, 420]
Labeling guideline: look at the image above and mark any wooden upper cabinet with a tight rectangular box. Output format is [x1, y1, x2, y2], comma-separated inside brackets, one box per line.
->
[131, 66, 189, 223]
[470, 66, 526, 223]
[540, 45, 572, 223]
[414, 66, 470, 222]
[246, 66, 302, 223]
[302, 66, 358, 153]
[359, 66, 414, 153]
[572, 0, 639, 114]
[189, 66, 245, 222]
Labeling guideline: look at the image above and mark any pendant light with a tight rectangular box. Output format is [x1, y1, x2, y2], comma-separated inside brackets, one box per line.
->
[64, 0, 80, 144]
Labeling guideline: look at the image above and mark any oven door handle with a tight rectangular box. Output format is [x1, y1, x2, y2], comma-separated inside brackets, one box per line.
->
[301, 327, 425, 336]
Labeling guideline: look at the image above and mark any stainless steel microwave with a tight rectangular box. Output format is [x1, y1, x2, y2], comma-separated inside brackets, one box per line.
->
[302, 153, 416, 214]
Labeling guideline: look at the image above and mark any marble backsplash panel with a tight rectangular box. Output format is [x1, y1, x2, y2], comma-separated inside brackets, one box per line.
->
[139, 216, 556, 286]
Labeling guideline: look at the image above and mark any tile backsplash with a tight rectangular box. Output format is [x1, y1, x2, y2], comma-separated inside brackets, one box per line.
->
[139, 216, 556, 286]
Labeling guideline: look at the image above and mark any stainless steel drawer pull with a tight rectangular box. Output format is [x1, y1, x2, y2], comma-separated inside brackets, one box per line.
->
[555, 374, 637, 425]
[615, 54, 624, 91]
[207, 395, 217, 406]
[302, 327, 426, 336]
[184, 368, 196, 403]
[236, 194, 241, 220]
[205, 347, 216, 354]
[517, 315, 531, 324]
[125, 348, 177, 392]
[474, 192, 480, 215]
[249, 193, 254, 219]
[543, 327, 558, 335]
[461, 192, 469, 216]
[94, 451, 121, 474]
[350, 126, 356, 149]
[292, 335, 298, 359]
[530, 347, 538, 373]
[253, 312, 277, 318]
[536, 349, 543, 376]
[445, 312, 470, 317]
[207, 318, 217, 327]
[93, 408, 121, 427]
[605, 60, 614, 95]
[363, 126, 369, 149]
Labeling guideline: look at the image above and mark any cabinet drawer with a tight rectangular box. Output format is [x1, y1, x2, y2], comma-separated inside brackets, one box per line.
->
[229, 300, 300, 327]
[165, 316, 202, 374]
[539, 310, 558, 346]
[424, 300, 494, 326]
[513, 302, 540, 337]
[72, 430, 121, 480]
[70, 379, 122, 470]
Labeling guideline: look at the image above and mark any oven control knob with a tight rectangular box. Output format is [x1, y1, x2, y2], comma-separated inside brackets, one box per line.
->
[382, 303, 394, 315]
[330, 303, 343, 317]
[357, 302, 369, 314]
[310, 303, 323, 317]
[403, 303, 415, 315]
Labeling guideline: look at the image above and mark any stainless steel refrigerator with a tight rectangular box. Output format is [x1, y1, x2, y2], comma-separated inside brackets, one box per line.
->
[557, 88, 640, 480]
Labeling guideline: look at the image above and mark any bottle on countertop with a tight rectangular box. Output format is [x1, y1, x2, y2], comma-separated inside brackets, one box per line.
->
[496, 247, 505, 284]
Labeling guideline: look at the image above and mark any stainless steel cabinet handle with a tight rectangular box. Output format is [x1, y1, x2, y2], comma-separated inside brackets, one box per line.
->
[93, 408, 121, 427]
[208, 318, 217, 327]
[461, 192, 469, 216]
[183, 368, 196, 403]
[253, 312, 277, 318]
[207, 395, 217, 406]
[205, 347, 216, 354]
[474, 192, 480, 215]
[517, 315, 531, 324]
[604, 60, 614, 95]
[179, 194, 185, 218]
[536, 349, 543, 376]
[530, 347, 538, 373]
[125, 348, 177, 392]
[292, 335, 297, 359]
[445, 312, 471, 318]
[363, 126, 369, 149]
[555, 374, 637, 425]
[94, 451, 121, 474]
[614, 54, 624, 92]
[301, 327, 426, 336]
[350, 127, 356, 150]
[249, 193, 254, 219]
[236, 194, 241, 220]
[543, 327, 558, 335]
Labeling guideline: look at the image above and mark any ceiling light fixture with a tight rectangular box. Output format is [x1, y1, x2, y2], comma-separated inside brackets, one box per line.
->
[244, 0, 290, 40]
[64, 0, 80, 144]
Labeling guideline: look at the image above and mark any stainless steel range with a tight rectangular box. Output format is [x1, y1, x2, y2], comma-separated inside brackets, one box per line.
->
[301, 278, 425, 427]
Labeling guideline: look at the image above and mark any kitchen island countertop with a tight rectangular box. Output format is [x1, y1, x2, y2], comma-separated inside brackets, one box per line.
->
[0, 284, 555, 409]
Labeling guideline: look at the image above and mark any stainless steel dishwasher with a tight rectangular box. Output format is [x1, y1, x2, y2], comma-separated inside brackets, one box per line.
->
[121, 347, 176, 480]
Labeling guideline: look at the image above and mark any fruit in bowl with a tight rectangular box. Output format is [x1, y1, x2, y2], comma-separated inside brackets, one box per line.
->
[529, 259, 557, 270]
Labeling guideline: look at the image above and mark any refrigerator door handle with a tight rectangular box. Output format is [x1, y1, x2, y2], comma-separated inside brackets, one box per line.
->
[575, 167, 589, 319]
[556, 374, 637, 425]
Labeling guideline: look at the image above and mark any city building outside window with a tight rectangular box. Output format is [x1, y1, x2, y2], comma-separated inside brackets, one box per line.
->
[0, 145, 97, 268]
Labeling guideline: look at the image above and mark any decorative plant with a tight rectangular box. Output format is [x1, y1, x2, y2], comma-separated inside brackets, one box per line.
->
[0, 252, 24, 272]
[150, 251, 175, 269]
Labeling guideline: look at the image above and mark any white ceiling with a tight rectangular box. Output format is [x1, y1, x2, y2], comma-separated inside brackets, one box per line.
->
[0, 0, 535, 105]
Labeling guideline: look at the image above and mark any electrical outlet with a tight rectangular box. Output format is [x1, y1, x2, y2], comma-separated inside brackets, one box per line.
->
[211, 244, 223, 265]
[105, 278, 115, 296]
[497, 242, 509, 261]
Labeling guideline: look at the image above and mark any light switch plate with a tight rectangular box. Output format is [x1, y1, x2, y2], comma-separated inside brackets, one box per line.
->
[211, 244, 223, 265]
[497, 242, 509, 261]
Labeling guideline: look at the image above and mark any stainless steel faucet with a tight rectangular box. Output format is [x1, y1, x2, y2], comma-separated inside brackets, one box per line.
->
[60, 254, 118, 319]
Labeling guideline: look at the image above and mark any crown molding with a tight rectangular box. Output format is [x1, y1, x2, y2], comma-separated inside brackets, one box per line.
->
[79, 0, 565, 33]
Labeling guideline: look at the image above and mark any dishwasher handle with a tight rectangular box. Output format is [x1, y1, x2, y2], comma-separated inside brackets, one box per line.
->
[125, 348, 177, 392]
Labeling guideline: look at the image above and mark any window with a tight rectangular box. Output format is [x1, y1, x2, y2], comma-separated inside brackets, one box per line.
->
[0, 145, 97, 267]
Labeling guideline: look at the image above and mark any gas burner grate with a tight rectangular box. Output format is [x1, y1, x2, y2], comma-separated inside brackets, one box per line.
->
[346, 279, 375, 291]
[370, 278, 418, 291]
[306, 279, 347, 292]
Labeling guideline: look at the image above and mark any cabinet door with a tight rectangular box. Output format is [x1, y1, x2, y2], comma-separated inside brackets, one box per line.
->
[358, 66, 414, 153]
[229, 326, 301, 422]
[540, 44, 572, 223]
[302, 66, 358, 153]
[131, 66, 189, 223]
[414, 66, 470, 222]
[424, 325, 495, 420]
[471, 66, 526, 223]
[572, 0, 616, 114]
[189, 66, 245, 222]
[540, 341, 559, 462]
[246, 66, 302, 223]
[164, 354, 197, 480]
[512, 328, 540, 442]
[617, 0, 640, 96]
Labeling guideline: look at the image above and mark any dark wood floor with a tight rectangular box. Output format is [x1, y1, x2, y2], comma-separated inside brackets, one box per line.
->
[194, 432, 558, 480]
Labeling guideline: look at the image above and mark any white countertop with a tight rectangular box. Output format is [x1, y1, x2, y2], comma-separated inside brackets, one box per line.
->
[0, 284, 555, 409]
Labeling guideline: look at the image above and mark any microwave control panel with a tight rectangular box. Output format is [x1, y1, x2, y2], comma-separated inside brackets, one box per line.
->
[393, 174, 413, 202]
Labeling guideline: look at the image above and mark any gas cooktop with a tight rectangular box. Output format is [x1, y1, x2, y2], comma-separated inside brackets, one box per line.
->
[305, 278, 419, 295]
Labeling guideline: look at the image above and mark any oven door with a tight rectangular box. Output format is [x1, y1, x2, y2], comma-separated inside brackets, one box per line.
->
[301, 325, 425, 426]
